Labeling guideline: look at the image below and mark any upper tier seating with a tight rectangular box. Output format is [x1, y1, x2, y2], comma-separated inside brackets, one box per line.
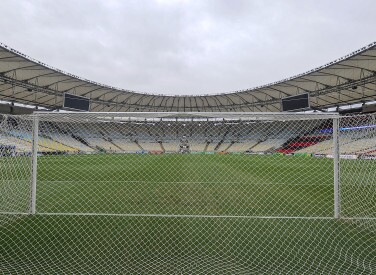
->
[162, 142, 179, 153]
[251, 139, 287, 152]
[111, 139, 141, 152]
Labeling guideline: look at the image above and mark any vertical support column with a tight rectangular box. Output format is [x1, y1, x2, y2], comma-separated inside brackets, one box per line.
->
[333, 117, 340, 219]
[30, 113, 39, 214]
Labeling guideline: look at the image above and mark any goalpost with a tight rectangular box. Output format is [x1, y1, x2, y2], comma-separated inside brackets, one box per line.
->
[0, 111, 375, 273]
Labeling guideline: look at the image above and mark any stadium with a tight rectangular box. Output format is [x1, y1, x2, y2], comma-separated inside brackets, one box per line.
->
[0, 41, 376, 274]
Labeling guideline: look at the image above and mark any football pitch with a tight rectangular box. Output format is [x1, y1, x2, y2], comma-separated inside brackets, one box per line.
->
[1, 154, 375, 273]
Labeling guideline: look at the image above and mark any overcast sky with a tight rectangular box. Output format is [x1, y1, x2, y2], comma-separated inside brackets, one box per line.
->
[0, 0, 375, 95]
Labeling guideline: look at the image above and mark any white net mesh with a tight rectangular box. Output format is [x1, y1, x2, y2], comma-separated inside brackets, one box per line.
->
[0, 115, 32, 214]
[340, 114, 376, 219]
[0, 112, 375, 273]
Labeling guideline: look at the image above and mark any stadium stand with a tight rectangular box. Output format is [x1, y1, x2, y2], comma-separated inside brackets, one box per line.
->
[137, 141, 162, 152]
[229, 141, 259, 152]
[295, 139, 333, 154]
[216, 142, 232, 152]
[1, 115, 375, 157]
[111, 139, 142, 152]
[205, 140, 220, 152]
[47, 133, 94, 152]
[250, 139, 287, 152]
[189, 141, 207, 152]
[0, 134, 31, 152]
[86, 137, 118, 152]
[162, 142, 179, 153]
[341, 137, 376, 154]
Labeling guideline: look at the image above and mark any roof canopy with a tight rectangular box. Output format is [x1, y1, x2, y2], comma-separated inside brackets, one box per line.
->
[0, 42, 375, 112]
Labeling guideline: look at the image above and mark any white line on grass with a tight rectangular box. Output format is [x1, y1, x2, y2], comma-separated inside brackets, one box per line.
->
[32, 212, 376, 220]
[2, 212, 376, 220]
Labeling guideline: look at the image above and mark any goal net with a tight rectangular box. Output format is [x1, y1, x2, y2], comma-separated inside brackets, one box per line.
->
[0, 112, 375, 273]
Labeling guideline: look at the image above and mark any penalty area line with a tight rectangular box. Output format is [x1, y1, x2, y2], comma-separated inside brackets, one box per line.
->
[35, 212, 336, 220]
[2, 212, 376, 220]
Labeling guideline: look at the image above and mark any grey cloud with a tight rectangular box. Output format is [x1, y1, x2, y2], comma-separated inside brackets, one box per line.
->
[0, 0, 375, 95]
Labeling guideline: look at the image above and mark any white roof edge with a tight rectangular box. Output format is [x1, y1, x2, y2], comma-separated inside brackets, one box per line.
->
[1, 41, 375, 98]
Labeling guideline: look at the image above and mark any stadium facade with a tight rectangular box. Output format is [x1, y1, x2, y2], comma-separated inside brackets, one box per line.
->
[0, 42, 376, 113]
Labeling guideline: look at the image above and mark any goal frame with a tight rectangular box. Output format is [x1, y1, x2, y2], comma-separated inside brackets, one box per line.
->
[28, 111, 342, 218]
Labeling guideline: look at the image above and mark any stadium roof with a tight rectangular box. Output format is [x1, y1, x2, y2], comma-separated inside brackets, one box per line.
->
[0, 42, 376, 112]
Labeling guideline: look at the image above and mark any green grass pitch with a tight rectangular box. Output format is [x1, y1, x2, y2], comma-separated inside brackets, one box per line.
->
[1, 154, 375, 273]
